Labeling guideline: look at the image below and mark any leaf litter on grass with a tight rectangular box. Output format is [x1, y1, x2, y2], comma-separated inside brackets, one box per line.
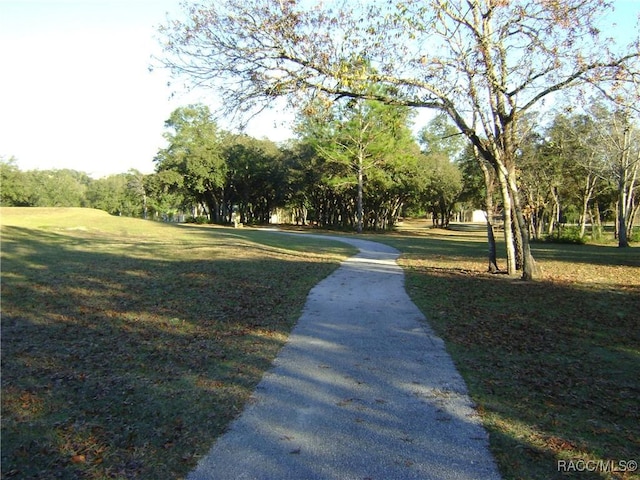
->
[398, 246, 639, 480]
[1, 208, 354, 479]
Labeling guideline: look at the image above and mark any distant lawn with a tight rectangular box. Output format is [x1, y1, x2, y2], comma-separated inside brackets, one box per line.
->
[1, 208, 355, 479]
[365, 224, 640, 480]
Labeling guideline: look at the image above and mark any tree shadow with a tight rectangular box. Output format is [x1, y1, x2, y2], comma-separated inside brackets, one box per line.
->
[531, 242, 640, 267]
[188, 245, 501, 480]
[378, 231, 640, 268]
[1, 225, 341, 479]
[404, 265, 640, 479]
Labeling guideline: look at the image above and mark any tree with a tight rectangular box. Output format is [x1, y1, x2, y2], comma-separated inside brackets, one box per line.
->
[536, 111, 606, 239]
[589, 103, 640, 247]
[418, 114, 466, 228]
[457, 145, 501, 271]
[296, 95, 417, 232]
[154, 105, 227, 222]
[0, 157, 29, 206]
[223, 135, 286, 224]
[126, 169, 149, 219]
[19, 169, 90, 207]
[418, 114, 467, 163]
[86, 171, 149, 217]
[144, 171, 190, 221]
[157, 0, 639, 278]
[514, 112, 564, 240]
[420, 153, 463, 228]
[86, 174, 130, 215]
[280, 141, 318, 226]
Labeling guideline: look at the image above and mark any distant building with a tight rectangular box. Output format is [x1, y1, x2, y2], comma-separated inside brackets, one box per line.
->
[471, 210, 487, 223]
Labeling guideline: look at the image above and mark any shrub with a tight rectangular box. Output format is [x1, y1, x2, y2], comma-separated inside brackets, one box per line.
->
[544, 225, 586, 245]
[186, 215, 209, 224]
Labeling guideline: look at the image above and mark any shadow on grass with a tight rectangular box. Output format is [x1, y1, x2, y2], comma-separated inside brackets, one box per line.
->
[1, 226, 343, 479]
[174, 223, 358, 258]
[188, 248, 500, 480]
[365, 233, 488, 260]
[403, 265, 639, 480]
[375, 231, 640, 269]
[531, 242, 640, 267]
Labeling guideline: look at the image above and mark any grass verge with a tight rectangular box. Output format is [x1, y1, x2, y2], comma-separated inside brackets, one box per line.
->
[1, 208, 355, 479]
[366, 224, 640, 480]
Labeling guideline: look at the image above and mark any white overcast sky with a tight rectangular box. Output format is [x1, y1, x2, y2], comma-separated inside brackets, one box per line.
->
[0, 0, 638, 178]
[0, 0, 294, 178]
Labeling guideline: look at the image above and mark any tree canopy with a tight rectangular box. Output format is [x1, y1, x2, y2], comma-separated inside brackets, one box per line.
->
[157, 0, 639, 279]
[154, 104, 228, 221]
[296, 95, 420, 231]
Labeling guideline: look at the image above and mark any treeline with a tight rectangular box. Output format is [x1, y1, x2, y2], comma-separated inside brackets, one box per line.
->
[515, 103, 640, 243]
[0, 103, 464, 230]
[149, 103, 466, 230]
[2, 101, 638, 241]
[0, 163, 150, 218]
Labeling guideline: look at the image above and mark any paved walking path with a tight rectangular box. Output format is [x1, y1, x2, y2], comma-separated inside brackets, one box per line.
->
[188, 235, 501, 480]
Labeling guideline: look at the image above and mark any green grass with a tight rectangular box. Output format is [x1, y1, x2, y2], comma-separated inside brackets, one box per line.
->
[3, 209, 639, 479]
[363, 224, 640, 480]
[1, 208, 355, 479]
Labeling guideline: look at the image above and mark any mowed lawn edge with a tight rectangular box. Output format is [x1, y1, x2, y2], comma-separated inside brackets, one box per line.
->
[1, 207, 356, 479]
[365, 226, 640, 480]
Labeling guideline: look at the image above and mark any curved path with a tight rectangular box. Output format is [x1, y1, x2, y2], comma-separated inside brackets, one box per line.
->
[188, 236, 501, 480]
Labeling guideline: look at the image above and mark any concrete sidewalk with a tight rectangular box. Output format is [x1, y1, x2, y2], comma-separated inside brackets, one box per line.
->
[188, 236, 501, 480]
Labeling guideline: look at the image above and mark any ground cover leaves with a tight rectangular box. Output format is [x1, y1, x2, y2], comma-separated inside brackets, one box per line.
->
[397, 235, 639, 480]
[1, 212, 352, 479]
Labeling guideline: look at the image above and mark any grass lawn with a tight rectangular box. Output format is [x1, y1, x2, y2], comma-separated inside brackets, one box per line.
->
[2, 209, 638, 479]
[1, 208, 355, 479]
[364, 223, 640, 480]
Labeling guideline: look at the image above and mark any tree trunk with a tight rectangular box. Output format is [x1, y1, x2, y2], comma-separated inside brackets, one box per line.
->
[478, 158, 500, 272]
[579, 178, 591, 238]
[618, 185, 629, 247]
[629, 204, 639, 239]
[535, 208, 545, 239]
[589, 207, 599, 240]
[624, 149, 639, 239]
[497, 166, 517, 275]
[356, 152, 363, 233]
[617, 126, 631, 247]
[506, 169, 537, 280]
[486, 216, 500, 273]
[202, 192, 220, 223]
[591, 202, 602, 239]
[511, 206, 524, 271]
[548, 187, 560, 236]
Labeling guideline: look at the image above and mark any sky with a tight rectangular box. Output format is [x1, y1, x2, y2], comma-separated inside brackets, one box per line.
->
[0, 0, 639, 179]
[0, 0, 293, 178]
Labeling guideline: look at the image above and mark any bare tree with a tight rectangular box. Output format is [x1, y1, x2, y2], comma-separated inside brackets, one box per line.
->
[157, 0, 639, 279]
[591, 104, 640, 247]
